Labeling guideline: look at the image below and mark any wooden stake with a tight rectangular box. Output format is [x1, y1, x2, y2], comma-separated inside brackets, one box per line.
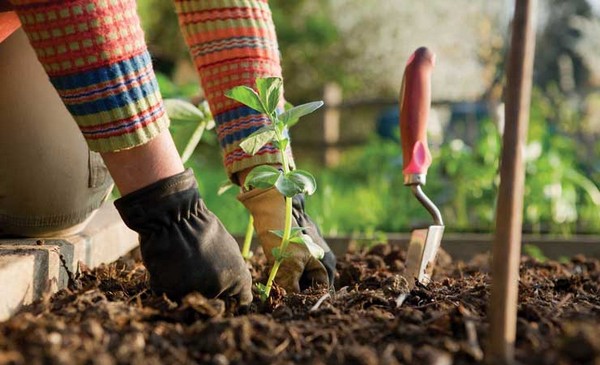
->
[487, 0, 537, 364]
[322, 82, 342, 167]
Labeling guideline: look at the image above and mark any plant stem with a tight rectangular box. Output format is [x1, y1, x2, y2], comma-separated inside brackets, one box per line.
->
[273, 119, 291, 174]
[264, 259, 282, 297]
[181, 121, 207, 164]
[262, 124, 294, 299]
[263, 196, 293, 297]
[241, 215, 254, 260]
[282, 196, 293, 246]
[278, 127, 294, 255]
[265, 196, 292, 298]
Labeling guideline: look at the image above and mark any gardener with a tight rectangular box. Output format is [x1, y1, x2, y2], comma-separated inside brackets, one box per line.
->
[0, 0, 335, 304]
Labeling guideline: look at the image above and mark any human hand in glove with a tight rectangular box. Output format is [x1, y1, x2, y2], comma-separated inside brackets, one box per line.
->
[115, 169, 252, 304]
[238, 187, 336, 292]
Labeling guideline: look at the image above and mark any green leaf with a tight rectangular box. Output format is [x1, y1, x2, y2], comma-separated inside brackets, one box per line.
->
[290, 228, 304, 238]
[271, 247, 282, 260]
[289, 235, 306, 244]
[275, 174, 304, 197]
[270, 227, 304, 239]
[289, 170, 317, 195]
[274, 121, 287, 137]
[165, 99, 214, 160]
[256, 77, 283, 115]
[225, 86, 265, 114]
[292, 234, 325, 260]
[180, 122, 208, 164]
[245, 165, 282, 190]
[239, 126, 277, 155]
[197, 101, 216, 130]
[284, 101, 295, 112]
[276, 138, 290, 151]
[271, 247, 291, 261]
[217, 180, 234, 196]
[164, 98, 206, 123]
[279, 101, 324, 127]
[275, 170, 317, 197]
[256, 283, 268, 302]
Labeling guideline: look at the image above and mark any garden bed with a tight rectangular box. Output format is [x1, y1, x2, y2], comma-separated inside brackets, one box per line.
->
[0, 244, 599, 365]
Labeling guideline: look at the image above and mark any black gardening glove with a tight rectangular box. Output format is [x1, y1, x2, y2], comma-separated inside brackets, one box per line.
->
[115, 169, 252, 304]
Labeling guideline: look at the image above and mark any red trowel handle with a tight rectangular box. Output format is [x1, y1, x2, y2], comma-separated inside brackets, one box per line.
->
[399, 47, 435, 185]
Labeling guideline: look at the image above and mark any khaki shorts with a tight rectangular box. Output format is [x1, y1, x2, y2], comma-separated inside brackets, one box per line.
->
[0, 29, 113, 237]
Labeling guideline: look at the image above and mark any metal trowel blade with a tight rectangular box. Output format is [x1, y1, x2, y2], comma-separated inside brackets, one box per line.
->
[405, 225, 445, 289]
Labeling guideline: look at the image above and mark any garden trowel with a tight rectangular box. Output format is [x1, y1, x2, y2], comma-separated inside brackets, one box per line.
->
[399, 47, 444, 289]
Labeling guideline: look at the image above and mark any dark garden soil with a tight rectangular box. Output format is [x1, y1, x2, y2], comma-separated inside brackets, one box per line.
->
[1, 244, 599, 365]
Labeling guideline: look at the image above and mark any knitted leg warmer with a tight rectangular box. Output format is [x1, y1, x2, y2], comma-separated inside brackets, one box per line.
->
[10, 0, 170, 152]
[174, 0, 294, 180]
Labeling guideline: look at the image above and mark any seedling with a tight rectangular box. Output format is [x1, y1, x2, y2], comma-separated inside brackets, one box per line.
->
[225, 77, 325, 301]
[164, 99, 215, 164]
[241, 215, 255, 260]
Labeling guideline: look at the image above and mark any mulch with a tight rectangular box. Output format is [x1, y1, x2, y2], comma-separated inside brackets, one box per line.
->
[0, 244, 599, 365]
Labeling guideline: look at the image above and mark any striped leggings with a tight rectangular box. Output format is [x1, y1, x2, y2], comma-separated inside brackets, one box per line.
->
[9, 0, 287, 179]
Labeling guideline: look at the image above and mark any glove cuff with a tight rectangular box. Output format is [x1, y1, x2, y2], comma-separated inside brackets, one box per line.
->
[237, 187, 288, 256]
[114, 168, 200, 233]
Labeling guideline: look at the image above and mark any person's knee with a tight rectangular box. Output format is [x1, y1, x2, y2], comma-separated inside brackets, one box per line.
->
[0, 29, 114, 237]
[0, 155, 113, 237]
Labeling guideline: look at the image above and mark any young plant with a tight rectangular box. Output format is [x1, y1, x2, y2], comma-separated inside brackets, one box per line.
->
[225, 77, 325, 301]
[164, 99, 215, 164]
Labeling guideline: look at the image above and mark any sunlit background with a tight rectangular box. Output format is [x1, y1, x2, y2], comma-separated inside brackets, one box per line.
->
[139, 0, 600, 236]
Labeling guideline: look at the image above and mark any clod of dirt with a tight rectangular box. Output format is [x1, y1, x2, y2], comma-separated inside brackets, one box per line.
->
[0, 245, 599, 365]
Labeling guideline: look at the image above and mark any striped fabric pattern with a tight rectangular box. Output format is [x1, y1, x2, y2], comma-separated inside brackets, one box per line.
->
[175, 0, 294, 177]
[11, 0, 169, 152]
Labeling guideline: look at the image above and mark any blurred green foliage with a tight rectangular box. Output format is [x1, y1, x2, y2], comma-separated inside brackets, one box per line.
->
[186, 88, 599, 236]
[155, 73, 198, 99]
[139, 1, 599, 236]
[138, 0, 188, 72]
[523, 244, 548, 262]
[525, 89, 600, 234]
[164, 99, 217, 163]
[269, 1, 352, 100]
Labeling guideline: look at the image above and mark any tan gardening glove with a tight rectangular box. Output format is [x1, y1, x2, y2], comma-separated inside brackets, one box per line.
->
[238, 187, 336, 292]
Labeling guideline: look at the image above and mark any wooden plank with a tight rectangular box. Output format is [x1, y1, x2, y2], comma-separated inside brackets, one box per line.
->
[322, 82, 343, 167]
[487, 0, 538, 363]
[235, 233, 600, 260]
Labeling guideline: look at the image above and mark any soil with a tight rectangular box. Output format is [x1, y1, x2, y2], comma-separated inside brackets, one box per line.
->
[0, 244, 599, 365]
